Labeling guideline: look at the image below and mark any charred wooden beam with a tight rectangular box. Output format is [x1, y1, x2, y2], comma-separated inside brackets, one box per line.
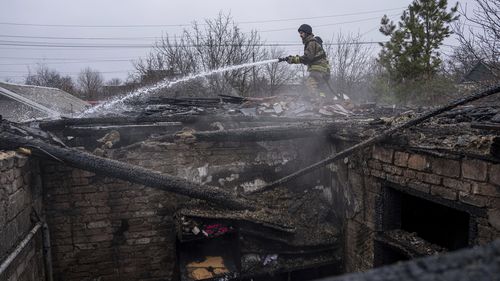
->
[252, 84, 500, 194]
[0, 131, 254, 210]
[62, 123, 183, 137]
[38, 115, 325, 131]
[155, 122, 338, 143]
[471, 122, 500, 131]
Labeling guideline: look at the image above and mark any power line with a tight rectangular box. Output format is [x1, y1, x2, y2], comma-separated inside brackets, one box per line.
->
[236, 7, 405, 24]
[0, 13, 399, 45]
[0, 7, 405, 28]
[0, 56, 134, 61]
[0, 60, 133, 66]
[0, 13, 397, 50]
[0, 41, 386, 49]
[258, 14, 399, 33]
[0, 34, 163, 41]
[0, 70, 132, 74]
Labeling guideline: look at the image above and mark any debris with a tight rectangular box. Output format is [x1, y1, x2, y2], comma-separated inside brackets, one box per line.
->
[492, 113, 500, 123]
[319, 104, 352, 117]
[175, 127, 197, 144]
[262, 254, 278, 266]
[252, 84, 500, 194]
[97, 130, 120, 148]
[186, 256, 229, 280]
[192, 226, 200, 235]
[210, 122, 225, 131]
[273, 103, 283, 114]
[239, 107, 257, 117]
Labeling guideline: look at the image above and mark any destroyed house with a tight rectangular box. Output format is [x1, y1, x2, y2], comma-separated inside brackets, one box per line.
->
[0, 86, 500, 281]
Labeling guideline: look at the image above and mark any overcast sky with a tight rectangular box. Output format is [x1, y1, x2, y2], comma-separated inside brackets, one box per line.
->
[0, 0, 473, 83]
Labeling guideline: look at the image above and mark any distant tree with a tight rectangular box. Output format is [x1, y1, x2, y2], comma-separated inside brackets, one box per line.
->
[259, 47, 298, 95]
[77, 67, 104, 100]
[378, 0, 459, 82]
[445, 44, 481, 81]
[454, 0, 499, 83]
[106, 78, 122, 86]
[325, 32, 373, 101]
[25, 64, 76, 94]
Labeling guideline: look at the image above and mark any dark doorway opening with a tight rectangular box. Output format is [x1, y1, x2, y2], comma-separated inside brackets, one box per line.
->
[375, 186, 471, 267]
[400, 192, 469, 250]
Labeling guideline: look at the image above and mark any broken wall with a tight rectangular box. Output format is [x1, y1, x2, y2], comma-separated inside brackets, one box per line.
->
[0, 152, 45, 281]
[42, 137, 333, 280]
[329, 144, 500, 272]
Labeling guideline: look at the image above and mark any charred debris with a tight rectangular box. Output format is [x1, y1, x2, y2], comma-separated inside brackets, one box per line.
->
[1, 85, 500, 280]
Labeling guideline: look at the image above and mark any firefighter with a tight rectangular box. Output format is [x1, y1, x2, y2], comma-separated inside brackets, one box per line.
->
[279, 24, 332, 101]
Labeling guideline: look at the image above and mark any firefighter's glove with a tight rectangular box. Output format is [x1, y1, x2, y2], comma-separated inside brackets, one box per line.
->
[287, 55, 300, 64]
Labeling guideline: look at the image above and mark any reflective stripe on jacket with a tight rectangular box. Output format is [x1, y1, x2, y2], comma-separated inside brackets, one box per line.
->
[290, 34, 330, 73]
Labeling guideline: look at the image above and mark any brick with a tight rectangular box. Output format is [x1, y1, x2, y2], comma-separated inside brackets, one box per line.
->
[382, 164, 403, 175]
[6, 188, 27, 221]
[489, 164, 500, 186]
[408, 154, 429, 171]
[0, 194, 5, 228]
[72, 177, 90, 186]
[370, 169, 385, 179]
[72, 169, 96, 179]
[73, 186, 98, 194]
[462, 159, 488, 181]
[487, 209, 500, 231]
[367, 160, 382, 170]
[458, 191, 488, 208]
[415, 172, 442, 185]
[471, 182, 500, 197]
[386, 174, 406, 186]
[0, 153, 15, 170]
[84, 193, 108, 201]
[15, 155, 28, 168]
[403, 169, 417, 179]
[431, 185, 457, 201]
[87, 234, 113, 243]
[431, 158, 460, 178]
[443, 178, 471, 192]
[408, 180, 430, 194]
[372, 146, 393, 163]
[477, 223, 496, 243]
[394, 151, 409, 167]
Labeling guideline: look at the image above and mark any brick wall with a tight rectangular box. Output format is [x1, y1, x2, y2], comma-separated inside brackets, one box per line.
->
[337, 144, 500, 272]
[43, 138, 331, 280]
[0, 151, 45, 281]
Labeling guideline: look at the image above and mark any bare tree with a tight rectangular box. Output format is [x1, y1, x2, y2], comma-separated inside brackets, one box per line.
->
[134, 12, 265, 96]
[106, 78, 122, 86]
[445, 44, 481, 81]
[259, 47, 298, 95]
[454, 0, 500, 81]
[25, 64, 76, 94]
[77, 67, 104, 100]
[326, 32, 373, 101]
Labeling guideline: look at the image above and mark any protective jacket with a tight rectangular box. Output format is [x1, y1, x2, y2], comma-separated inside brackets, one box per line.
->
[289, 34, 330, 73]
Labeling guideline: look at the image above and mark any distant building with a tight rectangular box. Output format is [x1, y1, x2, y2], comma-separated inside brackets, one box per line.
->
[461, 61, 500, 84]
[0, 81, 90, 122]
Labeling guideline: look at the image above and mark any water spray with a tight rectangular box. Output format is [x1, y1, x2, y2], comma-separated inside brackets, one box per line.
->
[80, 59, 279, 117]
